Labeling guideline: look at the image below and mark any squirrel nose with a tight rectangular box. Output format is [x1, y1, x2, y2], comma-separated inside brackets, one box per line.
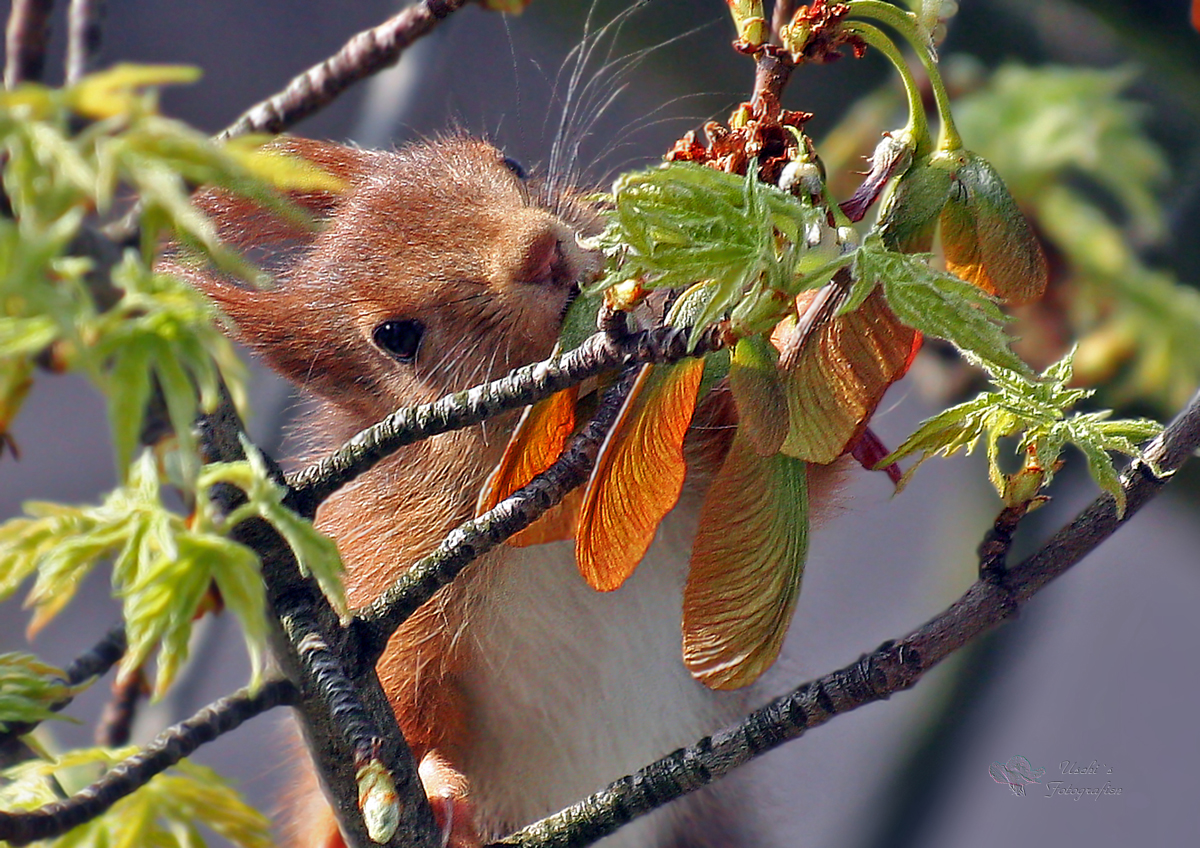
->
[495, 209, 591, 293]
[512, 226, 576, 291]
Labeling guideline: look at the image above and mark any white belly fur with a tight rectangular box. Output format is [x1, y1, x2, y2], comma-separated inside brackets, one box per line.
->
[460, 489, 753, 847]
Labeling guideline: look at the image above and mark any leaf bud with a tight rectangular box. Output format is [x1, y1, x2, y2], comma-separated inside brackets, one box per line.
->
[840, 130, 916, 223]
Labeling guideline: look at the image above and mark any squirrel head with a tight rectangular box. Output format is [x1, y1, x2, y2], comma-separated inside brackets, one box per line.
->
[178, 135, 600, 429]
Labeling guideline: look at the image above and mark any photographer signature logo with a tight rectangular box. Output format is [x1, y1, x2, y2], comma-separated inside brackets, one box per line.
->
[990, 757, 1123, 799]
[989, 756, 1046, 796]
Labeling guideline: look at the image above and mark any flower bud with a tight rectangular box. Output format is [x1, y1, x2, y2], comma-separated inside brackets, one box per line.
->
[779, 159, 824, 199]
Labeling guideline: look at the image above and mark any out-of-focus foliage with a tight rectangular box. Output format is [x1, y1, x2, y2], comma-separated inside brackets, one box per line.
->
[1, 449, 338, 697]
[0, 64, 342, 478]
[0, 748, 272, 848]
[0, 654, 75, 733]
[0, 443, 348, 699]
[0, 66, 347, 699]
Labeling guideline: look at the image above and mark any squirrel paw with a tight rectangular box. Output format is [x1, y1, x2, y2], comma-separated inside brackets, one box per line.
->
[420, 751, 481, 848]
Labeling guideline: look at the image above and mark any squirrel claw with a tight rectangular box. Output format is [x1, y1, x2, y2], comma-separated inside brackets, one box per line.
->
[420, 752, 481, 848]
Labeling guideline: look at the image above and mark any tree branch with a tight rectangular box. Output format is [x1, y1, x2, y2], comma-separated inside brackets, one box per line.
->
[4, 0, 54, 88]
[350, 370, 637, 664]
[286, 325, 722, 519]
[0, 678, 296, 847]
[200, 395, 441, 848]
[489, 386, 1200, 848]
[217, 0, 472, 139]
[65, 0, 106, 84]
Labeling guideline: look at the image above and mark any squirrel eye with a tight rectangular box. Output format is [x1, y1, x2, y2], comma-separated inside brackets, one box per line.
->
[502, 156, 527, 180]
[373, 319, 424, 364]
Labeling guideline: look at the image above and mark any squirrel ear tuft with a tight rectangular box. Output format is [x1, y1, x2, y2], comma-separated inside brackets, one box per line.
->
[191, 137, 374, 252]
[162, 139, 377, 378]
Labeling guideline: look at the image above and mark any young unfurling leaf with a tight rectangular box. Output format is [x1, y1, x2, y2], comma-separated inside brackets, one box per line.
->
[65, 64, 201, 119]
[0, 453, 272, 697]
[0, 444, 345, 698]
[0, 653, 76, 733]
[855, 238, 1027, 375]
[882, 349, 1161, 515]
[96, 255, 246, 478]
[198, 439, 346, 616]
[583, 162, 840, 345]
[0, 751, 272, 848]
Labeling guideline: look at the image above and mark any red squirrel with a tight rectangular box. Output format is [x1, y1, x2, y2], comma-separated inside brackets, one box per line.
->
[177, 135, 844, 848]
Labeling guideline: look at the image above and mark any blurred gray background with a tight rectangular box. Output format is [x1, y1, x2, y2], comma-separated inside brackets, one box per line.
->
[3, 1, 1200, 846]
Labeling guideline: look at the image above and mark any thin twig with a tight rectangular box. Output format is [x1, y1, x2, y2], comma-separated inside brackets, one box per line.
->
[0, 678, 296, 847]
[771, 0, 797, 43]
[61, 622, 127, 689]
[218, 0, 471, 139]
[351, 371, 637, 664]
[4, 0, 55, 88]
[286, 326, 721, 519]
[490, 388, 1200, 848]
[975, 502, 1028, 618]
[94, 666, 144, 748]
[65, 0, 106, 84]
[0, 623, 127, 757]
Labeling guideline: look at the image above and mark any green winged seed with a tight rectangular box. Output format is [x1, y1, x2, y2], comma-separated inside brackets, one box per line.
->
[729, 333, 788, 456]
[940, 150, 1047, 304]
[876, 151, 955, 252]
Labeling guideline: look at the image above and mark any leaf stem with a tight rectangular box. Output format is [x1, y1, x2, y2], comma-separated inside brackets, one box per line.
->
[846, 0, 962, 151]
[839, 21, 931, 158]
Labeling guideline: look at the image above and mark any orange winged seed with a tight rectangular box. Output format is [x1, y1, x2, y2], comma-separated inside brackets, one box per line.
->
[477, 386, 579, 545]
[575, 359, 705, 591]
